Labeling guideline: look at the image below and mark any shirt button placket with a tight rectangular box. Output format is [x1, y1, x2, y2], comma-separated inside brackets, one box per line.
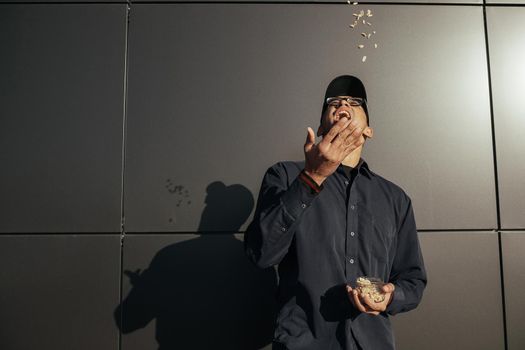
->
[345, 256, 355, 266]
[347, 184, 358, 275]
[348, 199, 357, 273]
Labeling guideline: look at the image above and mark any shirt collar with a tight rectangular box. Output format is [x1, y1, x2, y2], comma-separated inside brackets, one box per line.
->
[338, 158, 374, 179]
[359, 158, 374, 179]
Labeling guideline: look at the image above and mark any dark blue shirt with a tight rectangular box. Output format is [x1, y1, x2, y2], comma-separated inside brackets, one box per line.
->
[245, 158, 427, 350]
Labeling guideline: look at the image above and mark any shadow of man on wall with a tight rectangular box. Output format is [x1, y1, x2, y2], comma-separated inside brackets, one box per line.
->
[114, 181, 278, 349]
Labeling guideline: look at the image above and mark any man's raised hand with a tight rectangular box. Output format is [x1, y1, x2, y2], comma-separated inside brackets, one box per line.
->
[303, 117, 365, 185]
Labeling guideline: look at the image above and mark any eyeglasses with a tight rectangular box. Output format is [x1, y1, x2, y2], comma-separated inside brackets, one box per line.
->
[326, 96, 366, 107]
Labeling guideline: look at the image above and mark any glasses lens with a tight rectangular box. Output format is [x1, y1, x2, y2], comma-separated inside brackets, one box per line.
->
[349, 98, 364, 106]
[327, 97, 364, 107]
[326, 97, 339, 106]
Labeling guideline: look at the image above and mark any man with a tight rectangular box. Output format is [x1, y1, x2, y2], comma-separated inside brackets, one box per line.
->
[244, 75, 427, 350]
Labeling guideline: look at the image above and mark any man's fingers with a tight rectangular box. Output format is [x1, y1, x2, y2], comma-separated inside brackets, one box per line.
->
[343, 136, 365, 153]
[346, 285, 356, 306]
[343, 125, 364, 144]
[332, 123, 363, 152]
[355, 291, 381, 314]
[347, 286, 383, 315]
[330, 124, 363, 159]
[341, 133, 365, 157]
[322, 117, 351, 144]
[361, 293, 383, 312]
[332, 122, 360, 149]
[304, 127, 316, 152]
[382, 283, 395, 294]
[346, 285, 356, 303]
[352, 290, 368, 313]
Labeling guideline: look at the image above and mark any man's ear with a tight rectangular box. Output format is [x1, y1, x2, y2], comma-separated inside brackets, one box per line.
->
[363, 126, 373, 139]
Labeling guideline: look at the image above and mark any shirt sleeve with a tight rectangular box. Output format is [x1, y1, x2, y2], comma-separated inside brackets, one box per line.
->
[244, 162, 323, 268]
[386, 196, 427, 316]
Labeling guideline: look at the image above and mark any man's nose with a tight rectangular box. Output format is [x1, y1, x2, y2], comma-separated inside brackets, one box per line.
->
[340, 99, 351, 107]
[334, 100, 352, 121]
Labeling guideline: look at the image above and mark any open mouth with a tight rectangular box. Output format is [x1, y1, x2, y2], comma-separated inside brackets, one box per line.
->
[338, 110, 351, 119]
[334, 106, 353, 120]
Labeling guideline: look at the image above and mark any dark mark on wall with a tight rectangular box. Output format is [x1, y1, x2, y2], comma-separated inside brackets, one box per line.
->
[166, 178, 192, 223]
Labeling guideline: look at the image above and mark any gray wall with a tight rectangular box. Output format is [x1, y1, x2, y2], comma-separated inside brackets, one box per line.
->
[1, 0, 524, 349]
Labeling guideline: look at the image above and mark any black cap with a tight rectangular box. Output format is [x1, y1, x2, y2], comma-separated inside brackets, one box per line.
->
[321, 75, 369, 124]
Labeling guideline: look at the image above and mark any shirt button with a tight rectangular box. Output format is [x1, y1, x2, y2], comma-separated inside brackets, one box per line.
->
[350, 205, 355, 210]
[350, 231, 355, 237]
[281, 226, 286, 232]
[349, 258, 354, 264]
[344, 180, 349, 185]
[301, 203, 307, 209]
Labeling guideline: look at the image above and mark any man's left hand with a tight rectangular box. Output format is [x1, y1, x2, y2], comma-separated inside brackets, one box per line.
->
[346, 283, 395, 316]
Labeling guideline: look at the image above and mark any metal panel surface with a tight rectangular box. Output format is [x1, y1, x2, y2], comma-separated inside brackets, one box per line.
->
[0, 5, 127, 233]
[487, 0, 525, 4]
[362, 6, 496, 230]
[132, 0, 482, 3]
[391, 231, 504, 350]
[0, 0, 124, 2]
[125, 4, 495, 232]
[0, 234, 120, 350]
[487, 7, 525, 229]
[118, 233, 277, 350]
[501, 232, 525, 350]
[0, 0, 122, 2]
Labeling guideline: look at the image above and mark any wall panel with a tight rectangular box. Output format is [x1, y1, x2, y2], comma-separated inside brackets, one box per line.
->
[391, 231, 505, 350]
[487, 7, 525, 229]
[501, 232, 525, 350]
[131, 0, 482, 3]
[487, 0, 525, 4]
[0, 235, 120, 350]
[0, 4, 127, 233]
[0, 0, 122, 2]
[118, 233, 277, 350]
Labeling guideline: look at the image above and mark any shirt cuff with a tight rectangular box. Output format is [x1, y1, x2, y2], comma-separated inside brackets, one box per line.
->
[298, 169, 324, 194]
[276, 172, 323, 229]
[386, 284, 405, 315]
